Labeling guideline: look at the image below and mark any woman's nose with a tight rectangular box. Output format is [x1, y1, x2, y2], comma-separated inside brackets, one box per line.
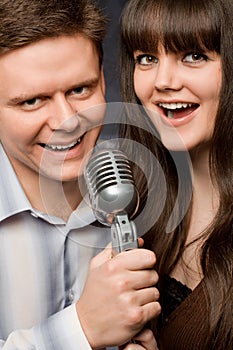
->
[154, 58, 182, 91]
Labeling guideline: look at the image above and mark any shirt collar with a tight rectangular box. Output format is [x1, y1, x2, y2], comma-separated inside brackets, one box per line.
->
[0, 143, 32, 222]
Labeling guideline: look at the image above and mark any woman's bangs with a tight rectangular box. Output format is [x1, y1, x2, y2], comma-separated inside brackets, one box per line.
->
[124, 0, 220, 54]
[160, 5, 220, 54]
[122, 5, 161, 54]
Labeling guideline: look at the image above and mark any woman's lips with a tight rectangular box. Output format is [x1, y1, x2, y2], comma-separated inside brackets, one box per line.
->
[156, 103, 200, 126]
[158, 102, 199, 119]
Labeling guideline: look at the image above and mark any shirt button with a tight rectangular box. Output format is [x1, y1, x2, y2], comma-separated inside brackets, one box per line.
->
[68, 289, 74, 302]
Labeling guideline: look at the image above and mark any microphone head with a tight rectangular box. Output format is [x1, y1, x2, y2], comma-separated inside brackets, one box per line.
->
[85, 149, 139, 226]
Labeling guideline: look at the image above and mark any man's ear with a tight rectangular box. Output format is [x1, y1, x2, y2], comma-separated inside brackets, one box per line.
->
[100, 66, 106, 95]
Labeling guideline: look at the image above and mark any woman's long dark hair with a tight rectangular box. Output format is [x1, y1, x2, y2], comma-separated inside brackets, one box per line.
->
[120, 0, 233, 347]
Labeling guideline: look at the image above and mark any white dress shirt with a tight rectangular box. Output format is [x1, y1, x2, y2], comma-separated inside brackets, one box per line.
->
[0, 143, 112, 349]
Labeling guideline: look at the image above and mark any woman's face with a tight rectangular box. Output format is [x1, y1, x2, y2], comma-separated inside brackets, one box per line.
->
[133, 45, 222, 153]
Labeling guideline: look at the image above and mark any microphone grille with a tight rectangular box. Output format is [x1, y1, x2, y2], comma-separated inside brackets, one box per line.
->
[85, 149, 135, 198]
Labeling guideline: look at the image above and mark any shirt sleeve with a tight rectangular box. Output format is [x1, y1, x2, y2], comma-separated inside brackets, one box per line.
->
[0, 304, 92, 350]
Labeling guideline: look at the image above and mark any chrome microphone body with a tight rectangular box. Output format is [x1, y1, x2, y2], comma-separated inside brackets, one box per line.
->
[85, 149, 139, 253]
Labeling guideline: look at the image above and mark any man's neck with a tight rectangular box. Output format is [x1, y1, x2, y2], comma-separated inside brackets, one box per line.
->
[11, 161, 83, 221]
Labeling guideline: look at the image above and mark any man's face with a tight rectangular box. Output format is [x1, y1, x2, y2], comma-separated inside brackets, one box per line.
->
[0, 34, 105, 182]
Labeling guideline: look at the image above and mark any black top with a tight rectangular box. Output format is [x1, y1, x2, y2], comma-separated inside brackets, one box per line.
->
[159, 274, 192, 326]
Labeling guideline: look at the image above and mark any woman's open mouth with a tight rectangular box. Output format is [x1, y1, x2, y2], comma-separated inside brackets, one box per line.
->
[158, 102, 199, 119]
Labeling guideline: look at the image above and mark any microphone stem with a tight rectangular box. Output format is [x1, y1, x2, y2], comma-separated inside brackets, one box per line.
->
[111, 214, 138, 253]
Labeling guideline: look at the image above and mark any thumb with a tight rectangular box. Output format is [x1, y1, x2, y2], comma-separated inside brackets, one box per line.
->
[90, 242, 113, 269]
[90, 237, 144, 270]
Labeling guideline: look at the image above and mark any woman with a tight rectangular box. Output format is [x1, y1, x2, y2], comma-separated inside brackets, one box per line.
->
[120, 0, 233, 349]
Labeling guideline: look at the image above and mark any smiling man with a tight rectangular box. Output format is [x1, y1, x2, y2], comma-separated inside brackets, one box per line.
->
[0, 1, 161, 349]
[0, 33, 106, 214]
[0, 33, 106, 221]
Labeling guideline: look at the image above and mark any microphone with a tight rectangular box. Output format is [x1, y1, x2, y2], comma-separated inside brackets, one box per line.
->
[85, 149, 139, 253]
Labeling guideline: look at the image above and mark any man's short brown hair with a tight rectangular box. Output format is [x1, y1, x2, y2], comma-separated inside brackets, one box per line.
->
[0, 0, 107, 65]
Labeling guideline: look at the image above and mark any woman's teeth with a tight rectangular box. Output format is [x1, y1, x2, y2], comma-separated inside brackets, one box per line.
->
[43, 138, 81, 151]
[158, 102, 195, 119]
[159, 102, 192, 110]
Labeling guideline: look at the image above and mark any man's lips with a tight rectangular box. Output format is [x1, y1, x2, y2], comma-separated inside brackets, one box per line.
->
[158, 102, 199, 119]
[39, 135, 84, 152]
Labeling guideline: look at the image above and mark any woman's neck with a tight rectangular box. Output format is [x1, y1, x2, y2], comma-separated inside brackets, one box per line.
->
[170, 145, 219, 290]
[189, 146, 219, 240]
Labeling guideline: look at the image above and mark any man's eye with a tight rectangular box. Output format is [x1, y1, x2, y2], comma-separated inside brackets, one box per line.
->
[183, 52, 208, 63]
[70, 86, 88, 95]
[135, 54, 158, 66]
[24, 98, 39, 105]
[21, 97, 42, 109]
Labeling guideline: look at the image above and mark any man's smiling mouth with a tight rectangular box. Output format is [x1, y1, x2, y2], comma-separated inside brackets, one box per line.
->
[158, 102, 199, 119]
[39, 136, 83, 151]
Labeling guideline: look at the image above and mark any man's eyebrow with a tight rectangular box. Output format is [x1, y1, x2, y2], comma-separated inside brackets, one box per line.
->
[7, 77, 100, 105]
[67, 77, 99, 91]
[7, 94, 37, 105]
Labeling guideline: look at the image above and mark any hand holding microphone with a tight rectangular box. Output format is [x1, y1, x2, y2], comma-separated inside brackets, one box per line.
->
[76, 149, 161, 349]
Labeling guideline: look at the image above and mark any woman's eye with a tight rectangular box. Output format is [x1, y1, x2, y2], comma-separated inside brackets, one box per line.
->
[183, 52, 208, 63]
[135, 54, 158, 66]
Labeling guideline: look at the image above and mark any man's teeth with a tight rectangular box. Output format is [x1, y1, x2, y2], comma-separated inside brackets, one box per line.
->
[159, 102, 192, 110]
[45, 139, 80, 151]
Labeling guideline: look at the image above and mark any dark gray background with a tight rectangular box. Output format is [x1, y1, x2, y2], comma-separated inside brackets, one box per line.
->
[97, 0, 128, 102]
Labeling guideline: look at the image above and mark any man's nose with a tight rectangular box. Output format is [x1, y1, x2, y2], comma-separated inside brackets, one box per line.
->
[48, 94, 80, 132]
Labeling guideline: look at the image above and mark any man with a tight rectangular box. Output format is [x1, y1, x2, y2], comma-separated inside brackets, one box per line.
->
[0, 1, 161, 349]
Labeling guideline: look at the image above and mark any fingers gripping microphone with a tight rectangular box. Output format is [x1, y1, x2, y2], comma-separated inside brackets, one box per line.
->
[85, 149, 139, 253]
